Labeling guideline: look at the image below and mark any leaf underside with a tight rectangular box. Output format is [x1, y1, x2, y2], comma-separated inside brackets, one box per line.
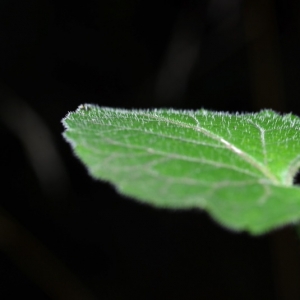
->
[62, 104, 300, 235]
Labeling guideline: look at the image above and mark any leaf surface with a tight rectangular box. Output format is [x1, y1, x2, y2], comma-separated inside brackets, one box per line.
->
[62, 105, 300, 234]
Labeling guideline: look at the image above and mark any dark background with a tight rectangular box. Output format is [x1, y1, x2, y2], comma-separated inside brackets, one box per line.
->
[1, 0, 300, 299]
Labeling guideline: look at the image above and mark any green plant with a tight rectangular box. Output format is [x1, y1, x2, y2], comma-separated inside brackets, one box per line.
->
[62, 104, 300, 235]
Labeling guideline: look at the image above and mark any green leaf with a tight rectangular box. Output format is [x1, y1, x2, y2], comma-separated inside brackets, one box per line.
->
[62, 104, 300, 235]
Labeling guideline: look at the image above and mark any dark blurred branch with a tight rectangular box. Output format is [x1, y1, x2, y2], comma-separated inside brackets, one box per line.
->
[244, 0, 285, 111]
[0, 83, 70, 201]
[154, 3, 202, 104]
[154, 0, 244, 104]
[244, 1, 300, 299]
[0, 207, 98, 300]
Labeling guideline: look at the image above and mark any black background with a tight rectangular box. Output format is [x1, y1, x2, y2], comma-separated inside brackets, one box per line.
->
[1, 0, 300, 299]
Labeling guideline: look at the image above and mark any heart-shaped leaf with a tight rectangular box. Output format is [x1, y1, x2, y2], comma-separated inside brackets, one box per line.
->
[62, 105, 300, 235]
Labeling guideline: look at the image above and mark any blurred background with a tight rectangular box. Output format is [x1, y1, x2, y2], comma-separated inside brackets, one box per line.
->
[0, 0, 300, 299]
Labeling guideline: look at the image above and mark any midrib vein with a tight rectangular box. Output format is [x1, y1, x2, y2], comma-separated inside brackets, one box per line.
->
[137, 112, 279, 183]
